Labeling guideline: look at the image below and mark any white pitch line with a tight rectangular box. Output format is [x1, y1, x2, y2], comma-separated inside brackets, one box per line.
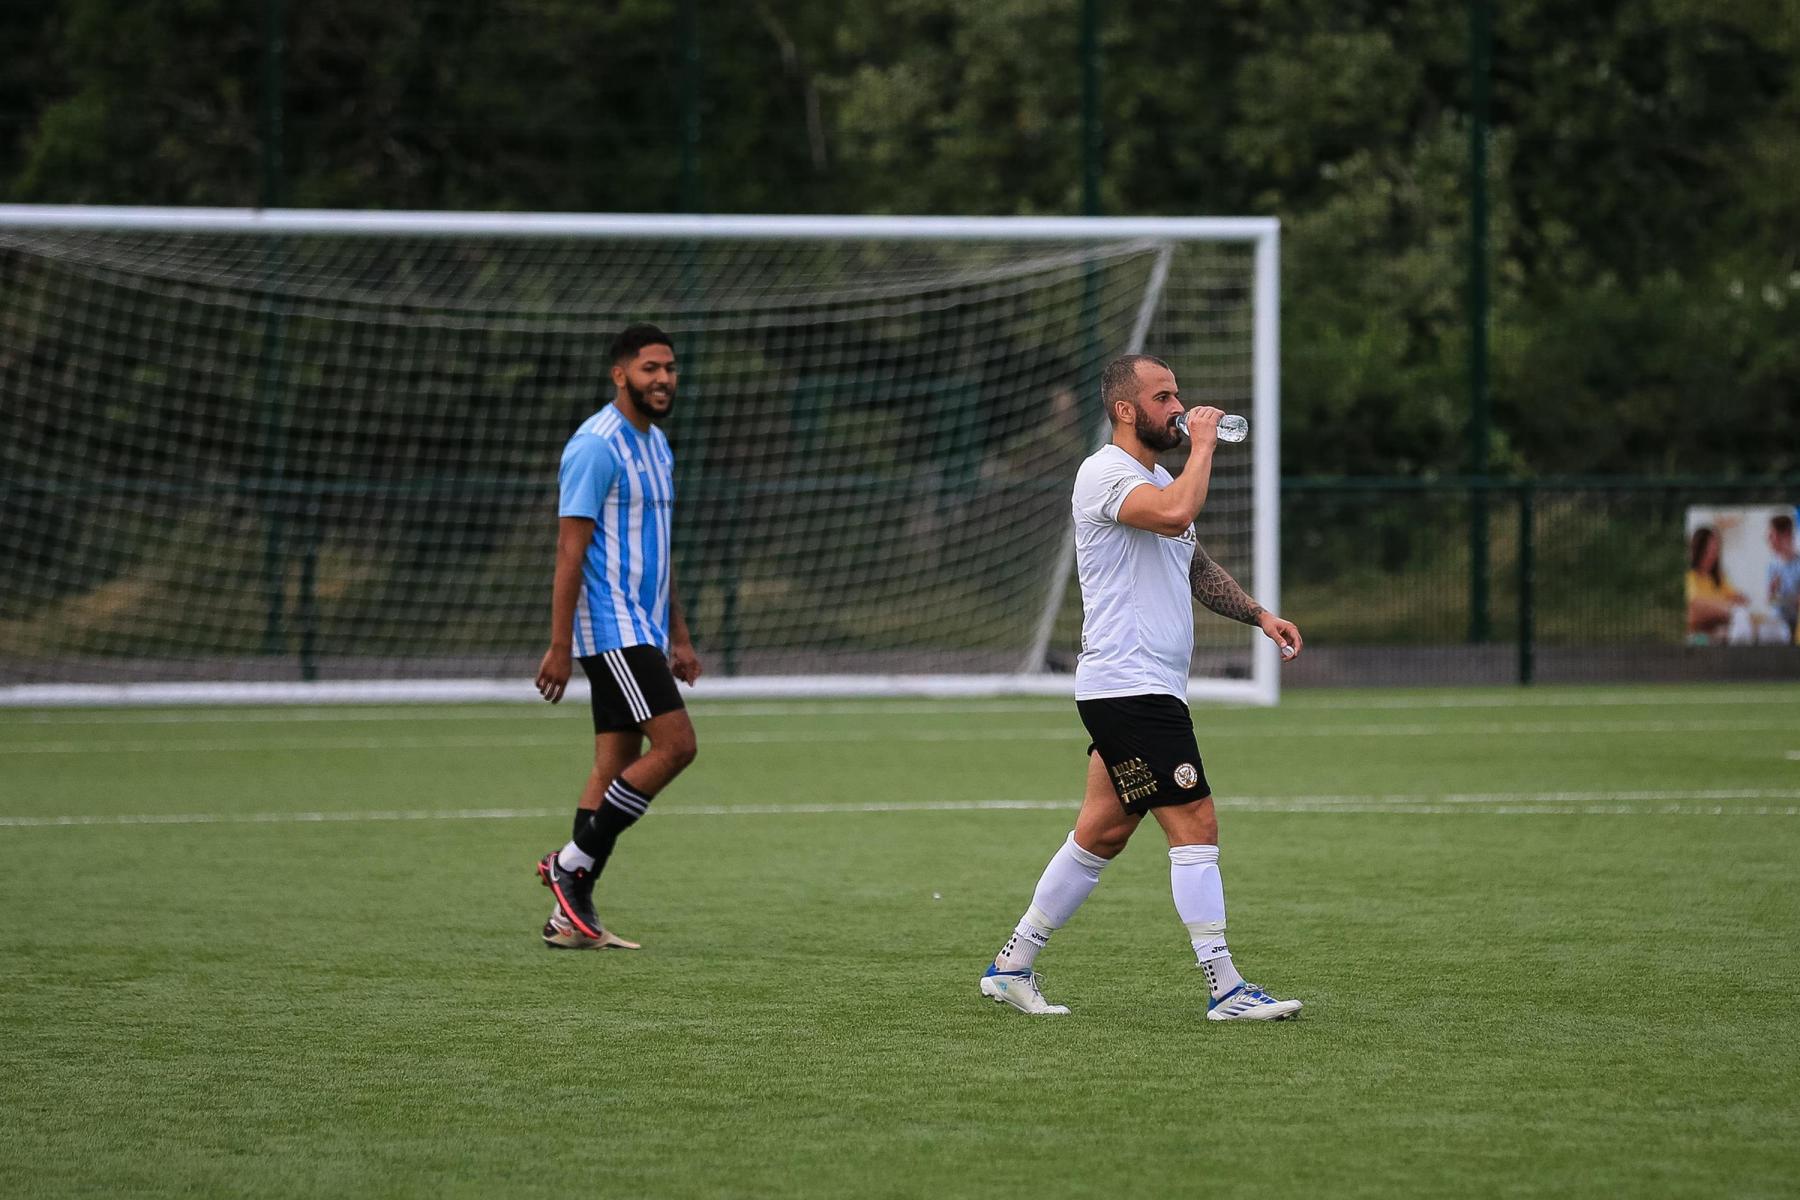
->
[0, 734, 577, 754]
[0, 806, 564, 828]
[1230, 803, 1800, 816]
[5, 791, 1800, 829]
[0, 730, 1070, 754]
[1284, 690, 1800, 712]
[1242, 787, 1800, 805]
[0, 800, 1079, 828]
[2, 699, 1077, 727]
[7, 690, 1799, 728]
[5, 717, 1799, 756]
[1294, 719, 1800, 736]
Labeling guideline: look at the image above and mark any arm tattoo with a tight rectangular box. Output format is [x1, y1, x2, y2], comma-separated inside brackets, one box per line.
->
[1189, 546, 1266, 625]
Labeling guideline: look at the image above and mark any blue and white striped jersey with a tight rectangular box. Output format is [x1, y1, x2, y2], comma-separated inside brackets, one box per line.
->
[558, 406, 676, 654]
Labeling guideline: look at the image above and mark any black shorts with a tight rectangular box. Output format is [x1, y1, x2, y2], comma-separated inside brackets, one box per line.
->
[1076, 694, 1211, 816]
[579, 645, 685, 733]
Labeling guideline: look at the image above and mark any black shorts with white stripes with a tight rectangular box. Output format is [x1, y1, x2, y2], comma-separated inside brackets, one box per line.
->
[579, 645, 685, 733]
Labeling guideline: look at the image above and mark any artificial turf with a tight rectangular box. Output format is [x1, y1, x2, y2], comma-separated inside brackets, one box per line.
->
[3, 684, 1798, 1197]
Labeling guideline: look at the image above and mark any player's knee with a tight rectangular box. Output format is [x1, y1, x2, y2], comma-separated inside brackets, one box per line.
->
[1095, 835, 1130, 859]
[1156, 797, 1217, 846]
[1194, 815, 1220, 845]
[1080, 827, 1131, 859]
[659, 726, 697, 770]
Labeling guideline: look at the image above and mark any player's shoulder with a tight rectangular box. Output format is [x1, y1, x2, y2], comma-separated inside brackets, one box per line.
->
[1074, 444, 1147, 490]
[564, 409, 627, 459]
[1074, 444, 1122, 479]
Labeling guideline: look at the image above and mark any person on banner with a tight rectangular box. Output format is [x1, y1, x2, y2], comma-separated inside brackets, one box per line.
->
[1766, 513, 1800, 645]
[1686, 525, 1748, 644]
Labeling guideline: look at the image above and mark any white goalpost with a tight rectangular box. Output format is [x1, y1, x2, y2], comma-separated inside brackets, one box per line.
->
[0, 206, 1280, 707]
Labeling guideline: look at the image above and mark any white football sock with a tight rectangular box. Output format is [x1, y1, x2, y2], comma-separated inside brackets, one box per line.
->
[995, 832, 1111, 971]
[556, 841, 596, 872]
[1169, 843, 1244, 998]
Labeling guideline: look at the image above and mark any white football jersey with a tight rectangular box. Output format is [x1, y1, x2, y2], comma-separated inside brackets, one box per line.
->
[1071, 444, 1196, 701]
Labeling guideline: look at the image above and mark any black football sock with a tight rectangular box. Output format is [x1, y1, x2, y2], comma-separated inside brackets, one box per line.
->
[571, 779, 655, 880]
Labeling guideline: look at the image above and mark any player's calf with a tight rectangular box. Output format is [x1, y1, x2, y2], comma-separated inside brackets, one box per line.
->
[632, 708, 698, 791]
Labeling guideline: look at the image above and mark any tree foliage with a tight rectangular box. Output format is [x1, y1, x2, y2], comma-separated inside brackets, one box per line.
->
[2, 0, 1795, 476]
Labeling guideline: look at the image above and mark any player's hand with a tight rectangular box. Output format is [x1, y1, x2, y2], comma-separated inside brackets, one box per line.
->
[536, 645, 573, 702]
[1257, 612, 1303, 662]
[1183, 405, 1224, 445]
[669, 639, 702, 686]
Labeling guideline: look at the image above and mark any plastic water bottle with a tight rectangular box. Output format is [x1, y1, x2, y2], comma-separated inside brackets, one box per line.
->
[1175, 412, 1249, 443]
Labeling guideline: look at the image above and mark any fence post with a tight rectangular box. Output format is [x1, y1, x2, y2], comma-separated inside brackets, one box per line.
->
[1466, 0, 1493, 643]
[298, 497, 320, 681]
[720, 478, 740, 676]
[1080, 0, 1102, 217]
[256, 0, 292, 661]
[676, 0, 716, 669]
[678, 0, 702, 214]
[1516, 483, 1534, 685]
[1076, 0, 1106, 589]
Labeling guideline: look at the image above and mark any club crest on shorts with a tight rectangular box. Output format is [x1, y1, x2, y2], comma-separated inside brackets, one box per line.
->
[1173, 763, 1199, 789]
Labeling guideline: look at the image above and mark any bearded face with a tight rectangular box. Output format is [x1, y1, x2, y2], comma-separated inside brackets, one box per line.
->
[1132, 399, 1182, 452]
[624, 375, 675, 423]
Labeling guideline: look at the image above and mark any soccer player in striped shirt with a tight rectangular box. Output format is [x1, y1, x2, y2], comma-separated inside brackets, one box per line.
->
[532, 324, 701, 950]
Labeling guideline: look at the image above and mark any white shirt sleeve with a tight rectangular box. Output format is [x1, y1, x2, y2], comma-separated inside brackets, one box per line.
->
[1073, 452, 1154, 525]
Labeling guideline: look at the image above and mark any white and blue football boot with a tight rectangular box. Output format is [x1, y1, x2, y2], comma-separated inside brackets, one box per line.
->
[1206, 981, 1303, 1021]
[979, 963, 1070, 1015]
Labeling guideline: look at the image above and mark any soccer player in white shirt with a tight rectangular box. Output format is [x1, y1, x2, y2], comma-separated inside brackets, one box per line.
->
[980, 354, 1306, 1020]
[532, 324, 702, 950]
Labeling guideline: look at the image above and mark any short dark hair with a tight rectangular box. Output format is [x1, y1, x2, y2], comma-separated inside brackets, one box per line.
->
[610, 323, 674, 365]
[1773, 514, 1795, 538]
[1101, 353, 1170, 421]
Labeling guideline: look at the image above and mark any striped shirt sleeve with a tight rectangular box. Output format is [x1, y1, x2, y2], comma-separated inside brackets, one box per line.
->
[558, 435, 618, 520]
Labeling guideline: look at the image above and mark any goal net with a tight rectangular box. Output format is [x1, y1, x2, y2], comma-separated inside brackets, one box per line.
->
[0, 208, 1280, 705]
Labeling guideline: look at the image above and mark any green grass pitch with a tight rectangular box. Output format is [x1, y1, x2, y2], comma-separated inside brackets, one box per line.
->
[3, 684, 1799, 1198]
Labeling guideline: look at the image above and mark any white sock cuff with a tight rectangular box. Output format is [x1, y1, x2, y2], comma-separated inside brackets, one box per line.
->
[556, 842, 596, 872]
[1066, 833, 1111, 872]
[1168, 843, 1219, 867]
